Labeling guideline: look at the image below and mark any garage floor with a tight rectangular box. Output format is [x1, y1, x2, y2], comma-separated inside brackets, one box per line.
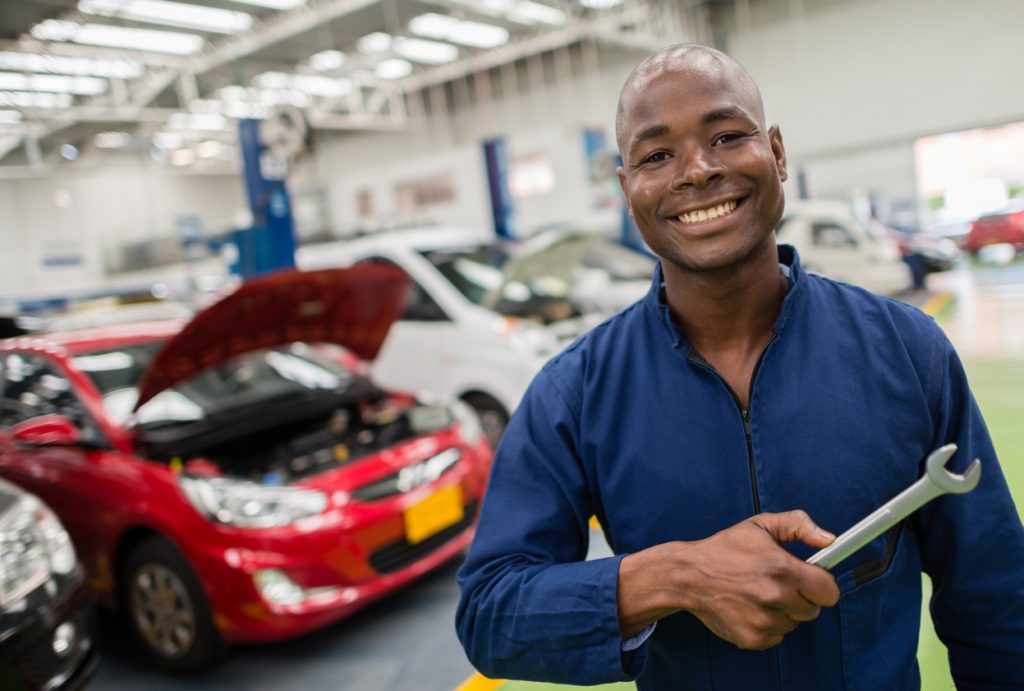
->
[90, 260, 1024, 691]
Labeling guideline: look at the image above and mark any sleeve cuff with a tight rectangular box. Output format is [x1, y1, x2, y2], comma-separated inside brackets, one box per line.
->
[622, 623, 656, 652]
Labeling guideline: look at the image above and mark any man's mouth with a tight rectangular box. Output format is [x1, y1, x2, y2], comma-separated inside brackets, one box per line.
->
[673, 198, 741, 225]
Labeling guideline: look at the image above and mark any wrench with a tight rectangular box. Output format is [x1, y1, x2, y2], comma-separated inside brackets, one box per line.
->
[807, 444, 981, 570]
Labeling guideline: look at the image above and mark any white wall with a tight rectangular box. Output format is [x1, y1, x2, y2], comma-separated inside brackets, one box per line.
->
[293, 44, 642, 240]
[0, 164, 244, 300]
[726, 0, 1024, 212]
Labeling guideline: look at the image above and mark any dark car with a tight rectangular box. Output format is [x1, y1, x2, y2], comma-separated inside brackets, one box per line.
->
[966, 199, 1024, 255]
[0, 477, 97, 691]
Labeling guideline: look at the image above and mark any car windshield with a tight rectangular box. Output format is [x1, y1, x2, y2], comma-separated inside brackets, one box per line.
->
[73, 341, 358, 428]
[419, 235, 655, 321]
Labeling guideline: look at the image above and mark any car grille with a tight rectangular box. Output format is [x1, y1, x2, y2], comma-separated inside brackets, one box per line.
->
[351, 448, 461, 502]
[15, 599, 94, 689]
[368, 501, 478, 574]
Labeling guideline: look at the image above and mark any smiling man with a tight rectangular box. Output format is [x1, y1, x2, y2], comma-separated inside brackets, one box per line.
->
[455, 44, 1024, 690]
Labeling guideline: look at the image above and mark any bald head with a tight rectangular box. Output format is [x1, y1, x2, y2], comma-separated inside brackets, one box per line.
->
[615, 44, 766, 155]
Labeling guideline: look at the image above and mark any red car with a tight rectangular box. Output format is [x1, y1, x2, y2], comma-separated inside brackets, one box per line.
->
[0, 266, 492, 672]
[965, 199, 1024, 254]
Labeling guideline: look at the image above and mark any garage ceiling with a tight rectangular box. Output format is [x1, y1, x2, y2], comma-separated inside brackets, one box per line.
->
[0, 0, 697, 170]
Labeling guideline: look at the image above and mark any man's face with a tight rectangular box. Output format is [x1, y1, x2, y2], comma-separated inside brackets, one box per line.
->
[617, 64, 788, 274]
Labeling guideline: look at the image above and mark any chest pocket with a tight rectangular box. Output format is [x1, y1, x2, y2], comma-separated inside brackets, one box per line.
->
[838, 524, 922, 691]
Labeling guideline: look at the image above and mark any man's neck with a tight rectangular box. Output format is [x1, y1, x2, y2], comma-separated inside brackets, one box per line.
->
[662, 241, 788, 357]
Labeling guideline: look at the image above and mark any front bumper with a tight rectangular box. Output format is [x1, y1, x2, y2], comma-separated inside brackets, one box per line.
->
[0, 574, 98, 691]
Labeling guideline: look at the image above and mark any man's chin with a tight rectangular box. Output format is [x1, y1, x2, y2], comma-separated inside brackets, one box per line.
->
[664, 237, 776, 275]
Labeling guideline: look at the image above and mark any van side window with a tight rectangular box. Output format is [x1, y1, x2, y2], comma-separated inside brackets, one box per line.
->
[356, 258, 449, 322]
[812, 222, 858, 248]
[0, 353, 89, 431]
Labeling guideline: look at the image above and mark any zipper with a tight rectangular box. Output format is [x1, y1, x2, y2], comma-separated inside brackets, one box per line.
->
[686, 335, 776, 516]
[740, 407, 760, 513]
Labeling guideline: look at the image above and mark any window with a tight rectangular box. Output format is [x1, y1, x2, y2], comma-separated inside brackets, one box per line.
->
[811, 222, 858, 248]
[357, 258, 449, 322]
[394, 174, 456, 212]
[0, 352, 94, 436]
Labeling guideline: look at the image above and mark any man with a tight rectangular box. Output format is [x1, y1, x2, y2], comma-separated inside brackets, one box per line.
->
[455, 44, 1024, 689]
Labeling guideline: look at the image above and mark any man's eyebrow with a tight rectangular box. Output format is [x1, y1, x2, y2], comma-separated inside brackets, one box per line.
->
[630, 124, 670, 149]
[703, 107, 751, 125]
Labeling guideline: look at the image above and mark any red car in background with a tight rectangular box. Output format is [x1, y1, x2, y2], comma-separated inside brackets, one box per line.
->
[965, 199, 1024, 255]
[0, 266, 492, 672]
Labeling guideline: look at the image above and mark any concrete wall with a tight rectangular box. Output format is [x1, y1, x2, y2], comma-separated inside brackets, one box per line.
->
[0, 164, 244, 300]
[723, 0, 1024, 214]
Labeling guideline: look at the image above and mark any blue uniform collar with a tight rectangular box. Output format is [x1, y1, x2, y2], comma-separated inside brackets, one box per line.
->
[643, 243, 804, 352]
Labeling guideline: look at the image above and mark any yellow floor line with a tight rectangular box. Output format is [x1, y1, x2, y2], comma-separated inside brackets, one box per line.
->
[920, 291, 954, 316]
[454, 672, 505, 691]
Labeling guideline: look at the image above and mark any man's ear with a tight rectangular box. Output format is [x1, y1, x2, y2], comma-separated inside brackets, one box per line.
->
[617, 166, 634, 218]
[769, 125, 788, 183]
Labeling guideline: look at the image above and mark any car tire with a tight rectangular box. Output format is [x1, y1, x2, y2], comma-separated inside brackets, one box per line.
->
[121, 535, 226, 673]
[463, 393, 509, 450]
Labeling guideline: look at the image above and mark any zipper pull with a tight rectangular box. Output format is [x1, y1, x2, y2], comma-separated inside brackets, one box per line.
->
[741, 408, 752, 437]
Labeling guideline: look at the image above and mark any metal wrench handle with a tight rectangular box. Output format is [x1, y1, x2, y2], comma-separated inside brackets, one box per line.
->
[807, 444, 980, 570]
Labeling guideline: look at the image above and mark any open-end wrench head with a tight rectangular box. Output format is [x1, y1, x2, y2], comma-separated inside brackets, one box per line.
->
[925, 443, 982, 494]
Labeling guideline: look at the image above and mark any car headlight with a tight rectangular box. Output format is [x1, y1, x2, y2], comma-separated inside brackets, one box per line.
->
[450, 399, 484, 447]
[0, 494, 77, 607]
[179, 476, 328, 528]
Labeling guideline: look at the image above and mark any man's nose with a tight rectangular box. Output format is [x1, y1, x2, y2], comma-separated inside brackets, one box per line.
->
[671, 146, 724, 189]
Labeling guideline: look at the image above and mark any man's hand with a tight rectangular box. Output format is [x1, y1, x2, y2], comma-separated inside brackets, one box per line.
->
[617, 510, 840, 650]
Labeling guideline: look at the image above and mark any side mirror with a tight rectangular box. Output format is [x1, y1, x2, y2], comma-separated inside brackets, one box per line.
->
[12, 415, 81, 446]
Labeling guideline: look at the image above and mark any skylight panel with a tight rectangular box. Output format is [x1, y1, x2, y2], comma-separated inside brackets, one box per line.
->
[32, 20, 205, 55]
[78, 0, 253, 35]
[409, 13, 509, 49]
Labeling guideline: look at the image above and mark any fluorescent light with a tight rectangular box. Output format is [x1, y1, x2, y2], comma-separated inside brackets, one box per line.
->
[153, 131, 184, 149]
[357, 32, 393, 54]
[169, 112, 228, 131]
[60, 144, 79, 160]
[409, 13, 509, 48]
[227, 0, 305, 9]
[95, 131, 132, 148]
[393, 37, 459, 64]
[509, 1, 565, 25]
[375, 58, 412, 80]
[0, 92, 73, 108]
[170, 148, 195, 166]
[0, 72, 107, 95]
[0, 52, 143, 79]
[0, 110, 22, 124]
[309, 49, 344, 71]
[32, 20, 205, 55]
[579, 0, 623, 7]
[253, 71, 352, 97]
[197, 140, 222, 158]
[78, 0, 252, 34]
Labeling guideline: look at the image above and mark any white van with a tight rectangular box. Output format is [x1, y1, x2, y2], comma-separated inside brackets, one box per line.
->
[776, 200, 910, 296]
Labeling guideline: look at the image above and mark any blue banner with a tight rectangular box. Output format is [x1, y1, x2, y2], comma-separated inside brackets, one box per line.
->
[237, 118, 297, 278]
[483, 137, 516, 240]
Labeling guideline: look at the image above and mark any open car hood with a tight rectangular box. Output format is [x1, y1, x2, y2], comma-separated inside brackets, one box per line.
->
[133, 265, 409, 411]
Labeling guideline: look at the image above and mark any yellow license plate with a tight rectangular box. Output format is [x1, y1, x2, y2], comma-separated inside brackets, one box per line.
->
[404, 485, 464, 545]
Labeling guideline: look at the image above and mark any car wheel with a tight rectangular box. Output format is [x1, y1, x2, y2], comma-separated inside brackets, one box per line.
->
[463, 393, 509, 449]
[121, 535, 226, 673]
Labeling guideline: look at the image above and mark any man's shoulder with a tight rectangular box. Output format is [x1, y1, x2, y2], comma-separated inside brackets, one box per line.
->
[548, 300, 648, 366]
[804, 272, 942, 341]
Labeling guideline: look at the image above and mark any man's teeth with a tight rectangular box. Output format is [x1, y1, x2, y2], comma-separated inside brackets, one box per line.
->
[676, 200, 738, 224]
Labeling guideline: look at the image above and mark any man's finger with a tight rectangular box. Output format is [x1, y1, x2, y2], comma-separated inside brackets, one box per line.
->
[752, 510, 836, 548]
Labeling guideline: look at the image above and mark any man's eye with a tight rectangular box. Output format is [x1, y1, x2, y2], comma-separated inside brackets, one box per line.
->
[713, 133, 744, 145]
[641, 151, 669, 164]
